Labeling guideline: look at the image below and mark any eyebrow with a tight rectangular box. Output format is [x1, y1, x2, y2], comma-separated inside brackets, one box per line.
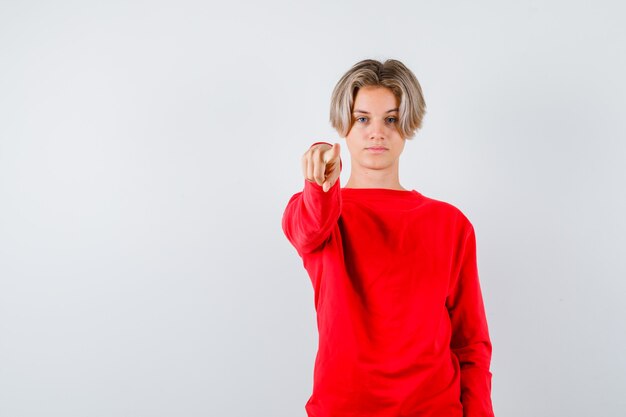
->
[353, 108, 399, 114]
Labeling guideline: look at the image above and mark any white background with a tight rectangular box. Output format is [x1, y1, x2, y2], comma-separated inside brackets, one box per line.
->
[1, 1, 625, 416]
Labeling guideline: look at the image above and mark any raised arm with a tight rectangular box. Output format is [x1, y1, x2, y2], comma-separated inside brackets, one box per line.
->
[446, 224, 495, 417]
[281, 142, 342, 255]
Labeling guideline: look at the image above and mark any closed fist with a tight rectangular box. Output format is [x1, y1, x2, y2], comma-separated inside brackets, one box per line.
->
[301, 142, 341, 192]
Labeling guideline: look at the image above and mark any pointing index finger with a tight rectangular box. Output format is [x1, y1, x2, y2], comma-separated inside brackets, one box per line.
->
[323, 143, 341, 163]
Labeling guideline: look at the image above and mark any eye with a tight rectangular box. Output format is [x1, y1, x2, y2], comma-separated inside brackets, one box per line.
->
[356, 116, 368, 123]
[386, 116, 398, 124]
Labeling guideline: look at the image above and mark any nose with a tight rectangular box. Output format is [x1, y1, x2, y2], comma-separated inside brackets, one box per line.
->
[368, 119, 387, 141]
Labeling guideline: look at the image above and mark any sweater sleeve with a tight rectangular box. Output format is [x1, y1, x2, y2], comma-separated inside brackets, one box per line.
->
[281, 143, 342, 255]
[446, 224, 495, 417]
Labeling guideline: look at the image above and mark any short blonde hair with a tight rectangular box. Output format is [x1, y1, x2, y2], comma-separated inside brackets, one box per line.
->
[329, 59, 426, 139]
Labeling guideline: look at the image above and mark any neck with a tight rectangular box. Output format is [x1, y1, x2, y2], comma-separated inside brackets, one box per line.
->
[344, 163, 406, 190]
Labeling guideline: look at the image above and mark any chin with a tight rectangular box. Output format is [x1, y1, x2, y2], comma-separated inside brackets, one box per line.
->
[360, 159, 393, 170]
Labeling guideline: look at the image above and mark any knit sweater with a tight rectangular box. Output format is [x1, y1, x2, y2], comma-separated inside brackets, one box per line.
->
[282, 164, 495, 417]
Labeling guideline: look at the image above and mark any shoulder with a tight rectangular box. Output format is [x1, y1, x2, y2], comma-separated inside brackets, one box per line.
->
[419, 193, 474, 232]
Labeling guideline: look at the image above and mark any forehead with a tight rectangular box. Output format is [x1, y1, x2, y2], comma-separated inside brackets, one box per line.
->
[353, 86, 398, 110]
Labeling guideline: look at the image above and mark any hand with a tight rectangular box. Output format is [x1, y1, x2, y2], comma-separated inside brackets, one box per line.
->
[301, 142, 341, 192]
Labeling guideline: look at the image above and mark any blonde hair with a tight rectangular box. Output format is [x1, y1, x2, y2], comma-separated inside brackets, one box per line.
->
[329, 59, 426, 139]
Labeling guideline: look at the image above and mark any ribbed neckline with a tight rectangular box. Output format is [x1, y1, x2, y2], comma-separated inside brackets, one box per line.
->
[341, 187, 422, 199]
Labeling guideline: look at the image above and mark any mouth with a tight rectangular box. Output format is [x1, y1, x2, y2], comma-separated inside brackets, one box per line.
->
[366, 146, 388, 153]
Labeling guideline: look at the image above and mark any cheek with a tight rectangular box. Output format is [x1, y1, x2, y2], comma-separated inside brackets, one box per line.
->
[346, 140, 358, 154]
[395, 140, 406, 154]
[344, 131, 358, 146]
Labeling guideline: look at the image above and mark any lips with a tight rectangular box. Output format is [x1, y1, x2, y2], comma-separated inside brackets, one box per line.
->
[366, 146, 388, 153]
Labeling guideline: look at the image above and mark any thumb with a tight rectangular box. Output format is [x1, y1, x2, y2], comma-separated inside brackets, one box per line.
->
[323, 142, 341, 163]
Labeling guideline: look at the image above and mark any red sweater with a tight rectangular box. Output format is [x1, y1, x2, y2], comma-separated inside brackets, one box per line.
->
[282, 166, 495, 417]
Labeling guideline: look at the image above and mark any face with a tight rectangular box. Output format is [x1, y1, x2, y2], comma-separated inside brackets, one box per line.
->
[344, 85, 406, 172]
